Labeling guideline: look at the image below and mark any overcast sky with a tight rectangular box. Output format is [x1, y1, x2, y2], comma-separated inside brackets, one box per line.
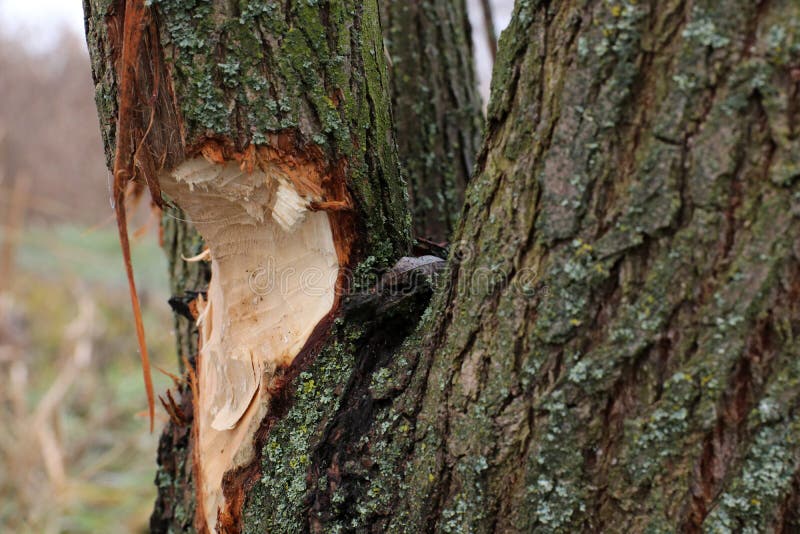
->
[0, 0, 512, 50]
[0, 0, 513, 100]
[0, 0, 86, 50]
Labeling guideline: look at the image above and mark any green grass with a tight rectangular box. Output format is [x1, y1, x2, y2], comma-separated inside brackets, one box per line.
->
[16, 224, 169, 290]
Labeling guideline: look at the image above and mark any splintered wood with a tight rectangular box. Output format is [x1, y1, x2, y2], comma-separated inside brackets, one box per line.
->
[160, 154, 338, 531]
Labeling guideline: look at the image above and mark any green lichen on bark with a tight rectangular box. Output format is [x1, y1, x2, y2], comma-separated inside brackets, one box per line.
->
[367, 0, 800, 531]
[146, 0, 410, 260]
[85, 0, 411, 270]
[82, 0, 120, 170]
[381, 0, 484, 242]
[241, 323, 361, 533]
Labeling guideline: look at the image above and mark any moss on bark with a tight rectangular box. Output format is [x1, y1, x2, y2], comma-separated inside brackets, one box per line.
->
[84, 0, 800, 532]
[380, 0, 484, 243]
[388, 1, 800, 531]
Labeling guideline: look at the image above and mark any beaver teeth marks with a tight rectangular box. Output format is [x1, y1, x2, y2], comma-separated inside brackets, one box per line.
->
[160, 155, 339, 532]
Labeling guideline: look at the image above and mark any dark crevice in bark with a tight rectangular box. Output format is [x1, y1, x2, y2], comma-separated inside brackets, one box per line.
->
[306, 296, 433, 529]
[684, 317, 776, 530]
[775, 469, 800, 533]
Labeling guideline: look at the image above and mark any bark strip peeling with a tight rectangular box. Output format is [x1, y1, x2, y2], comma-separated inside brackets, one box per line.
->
[160, 143, 341, 530]
[109, 0, 156, 431]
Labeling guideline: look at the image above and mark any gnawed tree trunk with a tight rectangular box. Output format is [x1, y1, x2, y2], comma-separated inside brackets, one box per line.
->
[381, 0, 484, 242]
[84, 0, 800, 532]
[84, 1, 411, 531]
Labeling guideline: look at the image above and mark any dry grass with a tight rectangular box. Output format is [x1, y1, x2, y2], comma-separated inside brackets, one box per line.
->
[0, 225, 175, 534]
[0, 38, 171, 530]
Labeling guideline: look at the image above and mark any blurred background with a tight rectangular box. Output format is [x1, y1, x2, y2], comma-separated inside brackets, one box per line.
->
[0, 1, 511, 532]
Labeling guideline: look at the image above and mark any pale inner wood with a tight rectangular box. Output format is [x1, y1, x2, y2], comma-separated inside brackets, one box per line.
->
[161, 157, 338, 532]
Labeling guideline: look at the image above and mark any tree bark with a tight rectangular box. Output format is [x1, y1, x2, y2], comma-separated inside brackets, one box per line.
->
[83, 1, 411, 531]
[380, 0, 484, 243]
[84, 0, 800, 532]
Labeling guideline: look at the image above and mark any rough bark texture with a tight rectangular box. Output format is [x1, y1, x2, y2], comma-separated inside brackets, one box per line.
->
[373, 1, 800, 531]
[84, 0, 800, 532]
[384, 1, 800, 530]
[381, 0, 484, 243]
[153, 203, 209, 532]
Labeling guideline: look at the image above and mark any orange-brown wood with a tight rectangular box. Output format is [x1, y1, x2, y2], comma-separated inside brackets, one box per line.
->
[112, 0, 155, 431]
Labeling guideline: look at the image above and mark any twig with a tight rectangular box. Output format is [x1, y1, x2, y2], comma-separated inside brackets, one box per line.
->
[0, 174, 31, 293]
[479, 0, 498, 62]
[32, 295, 95, 491]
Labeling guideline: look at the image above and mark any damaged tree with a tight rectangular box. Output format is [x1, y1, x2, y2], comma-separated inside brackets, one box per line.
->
[84, 0, 409, 529]
[83, 0, 800, 532]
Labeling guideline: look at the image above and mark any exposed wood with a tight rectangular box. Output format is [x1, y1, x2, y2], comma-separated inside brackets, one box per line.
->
[160, 151, 340, 530]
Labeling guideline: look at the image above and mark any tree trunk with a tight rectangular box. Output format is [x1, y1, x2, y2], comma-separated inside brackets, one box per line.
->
[380, 0, 484, 243]
[84, 1, 411, 531]
[84, 0, 800, 532]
